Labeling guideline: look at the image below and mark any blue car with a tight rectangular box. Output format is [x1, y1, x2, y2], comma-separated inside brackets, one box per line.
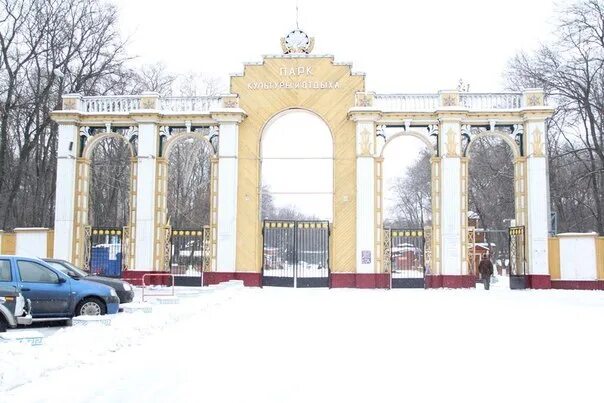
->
[0, 255, 119, 321]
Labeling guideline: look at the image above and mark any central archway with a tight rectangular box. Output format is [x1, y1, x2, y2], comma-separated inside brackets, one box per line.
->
[259, 109, 333, 287]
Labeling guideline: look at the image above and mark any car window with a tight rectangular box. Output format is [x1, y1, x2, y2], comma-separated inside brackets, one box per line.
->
[47, 261, 69, 274]
[0, 260, 11, 282]
[17, 261, 60, 283]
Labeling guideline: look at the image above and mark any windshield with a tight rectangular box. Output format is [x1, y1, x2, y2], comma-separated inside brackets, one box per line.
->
[47, 261, 89, 277]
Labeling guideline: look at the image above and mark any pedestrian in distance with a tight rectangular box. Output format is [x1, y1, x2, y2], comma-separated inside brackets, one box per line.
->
[478, 254, 494, 290]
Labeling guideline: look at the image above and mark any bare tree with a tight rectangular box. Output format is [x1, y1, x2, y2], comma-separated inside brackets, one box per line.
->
[167, 137, 212, 228]
[0, 0, 128, 229]
[385, 150, 432, 228]
[507, 0, 604, 233]
[89, 137, 131, 227]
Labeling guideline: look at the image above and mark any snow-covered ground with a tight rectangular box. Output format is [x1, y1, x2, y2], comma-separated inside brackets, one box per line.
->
[1, 278, 603, 403]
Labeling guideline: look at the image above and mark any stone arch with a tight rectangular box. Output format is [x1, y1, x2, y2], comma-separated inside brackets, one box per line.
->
[464, 130, 521, 159]
[380, 130, 436, 157]
[258, 107, 335, 158]
[82, 132, 136, 160]
[163, 131, 216, 159]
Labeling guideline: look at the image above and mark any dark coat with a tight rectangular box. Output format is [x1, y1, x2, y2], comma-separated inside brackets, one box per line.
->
[478, 258, 494, 276]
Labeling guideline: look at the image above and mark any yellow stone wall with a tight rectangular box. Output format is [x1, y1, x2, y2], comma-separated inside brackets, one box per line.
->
[230, 57, 364, 273]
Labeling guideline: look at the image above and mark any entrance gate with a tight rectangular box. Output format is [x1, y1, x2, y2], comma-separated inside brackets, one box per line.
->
[386, 228, 425, 288]
[509, 226, 527, 289]
[262, 220, 330, 287]
[169, 228, 210, 286]
[86, 227, 123, 277]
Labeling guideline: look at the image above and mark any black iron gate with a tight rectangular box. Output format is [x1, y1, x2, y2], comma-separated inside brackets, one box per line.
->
[170, 228, 210, 286]
[262, 220, 330, 288]
[88, 228, 123, 277]
[509, 226, 527, 289]
[389, 229, 425, 288]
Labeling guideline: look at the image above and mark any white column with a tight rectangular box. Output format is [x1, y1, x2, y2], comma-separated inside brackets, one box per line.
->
[438, 118, 463, 277]
[213, 113, 244, 272]
[134, 121, 159, 270]
[525, 118, 549, 277]
[53, 121, 79, 261]
[354, 118, 377, 273]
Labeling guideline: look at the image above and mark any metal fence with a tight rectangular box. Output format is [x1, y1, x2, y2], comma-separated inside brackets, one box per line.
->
[262, 220, 330, 288]
[88, 228, 123, 277]
[389, 228, 425, 288]
[169, 228, 210, 286]
[509, 226, 527, 289]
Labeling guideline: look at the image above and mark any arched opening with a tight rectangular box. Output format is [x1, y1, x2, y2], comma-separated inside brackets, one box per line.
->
[86, 134, 134, 277]
[259, 109, 333, 287]
[164, 133, 214, 280]
[466, 134, 520, 283]
[380, 131, 434, 287]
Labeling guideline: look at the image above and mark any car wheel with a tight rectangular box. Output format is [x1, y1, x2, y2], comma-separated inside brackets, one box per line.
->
[75, 298, 107, 316]
[0, 317, 7, 333]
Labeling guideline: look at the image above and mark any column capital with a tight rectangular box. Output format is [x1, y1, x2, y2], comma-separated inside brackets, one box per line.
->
[211, 109, 247, 124]
[348, 110, 382, 122]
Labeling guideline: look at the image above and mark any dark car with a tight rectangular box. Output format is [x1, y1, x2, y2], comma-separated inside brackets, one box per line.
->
[43, 259, 135, 304]
[0, 284, 32, 332]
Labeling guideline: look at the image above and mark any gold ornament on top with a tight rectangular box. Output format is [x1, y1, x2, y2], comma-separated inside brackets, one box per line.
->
[281, 29, 314, 54]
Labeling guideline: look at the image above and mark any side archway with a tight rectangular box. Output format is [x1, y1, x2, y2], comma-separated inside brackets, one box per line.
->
[156, 129, 219, 275]
[75, 132, 137, 273]
[462, 130, 526, 276]
[377, 130, 438, 283]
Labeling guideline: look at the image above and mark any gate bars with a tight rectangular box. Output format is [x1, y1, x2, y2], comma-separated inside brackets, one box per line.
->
[88, 227, 123, 277]
[262, 220, 330, 288]
[388, 228, 426, 288]
[169, 227, 210, 286]
[509, 225, 527, 289]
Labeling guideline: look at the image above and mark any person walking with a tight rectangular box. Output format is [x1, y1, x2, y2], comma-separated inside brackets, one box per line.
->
[478, 254, 494, 290]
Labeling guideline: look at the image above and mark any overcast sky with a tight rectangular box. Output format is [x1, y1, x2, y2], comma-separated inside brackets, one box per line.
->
[114, 0, 560, 93]
[113, 0, 561, 221]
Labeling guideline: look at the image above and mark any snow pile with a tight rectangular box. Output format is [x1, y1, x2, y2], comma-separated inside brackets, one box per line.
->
[0, 282, 243, 392]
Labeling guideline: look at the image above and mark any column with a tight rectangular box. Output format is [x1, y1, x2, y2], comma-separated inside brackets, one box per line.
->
[133, 92, 160, 271]
[435, 90, 469, 287]
[53, 94, 82, 262]
[353, 114, 379, 275]
[350, 93, 383, 288]
[212, 108, 245, 273]
[523, 89, 554, 288]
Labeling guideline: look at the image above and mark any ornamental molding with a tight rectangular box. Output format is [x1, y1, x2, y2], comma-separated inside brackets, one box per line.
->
[445, 128, 459, 157]
[359, 128, 373, 156]
[531, 127, 545, 157]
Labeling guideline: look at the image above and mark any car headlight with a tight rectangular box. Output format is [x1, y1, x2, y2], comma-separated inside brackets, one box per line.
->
[122, 283, 132, 291]
[109, 288, 118, 297]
